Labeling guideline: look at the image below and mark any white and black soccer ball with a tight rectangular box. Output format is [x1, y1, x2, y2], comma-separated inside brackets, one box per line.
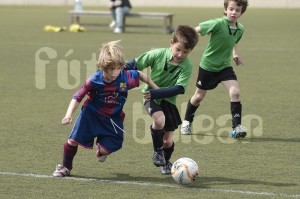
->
[171, 157, 199, 185]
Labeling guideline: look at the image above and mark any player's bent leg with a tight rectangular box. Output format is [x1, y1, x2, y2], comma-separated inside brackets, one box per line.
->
[222, 81, 246, 138]
[181, 88, 206, 135]
[53, 140, 78, 177]
[67, 139, 78, 146]
[150, 112, 166, 167]
[151, 126, 166, 167]
[161, 137, 174, 175]
[222, 80, 240, 102]
[96, 143, 110, 162]
[151, 111, 165, 130]
[163, 132, 173, 147]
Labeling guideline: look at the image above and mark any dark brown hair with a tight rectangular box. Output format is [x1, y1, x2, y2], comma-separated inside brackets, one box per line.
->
[172, 25, 199, 50]
[224, 0, 249, 14]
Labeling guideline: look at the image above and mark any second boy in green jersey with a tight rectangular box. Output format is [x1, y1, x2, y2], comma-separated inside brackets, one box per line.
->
[126, 25, 199, 174]
[181, 0, 249, 138]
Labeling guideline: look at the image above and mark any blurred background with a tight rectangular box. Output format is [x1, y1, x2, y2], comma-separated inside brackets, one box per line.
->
[1, 0, 300, 8]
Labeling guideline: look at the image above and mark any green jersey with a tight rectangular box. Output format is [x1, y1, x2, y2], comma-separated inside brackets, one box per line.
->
[135, 48, 193, 105]
[199, 16, 244, 72]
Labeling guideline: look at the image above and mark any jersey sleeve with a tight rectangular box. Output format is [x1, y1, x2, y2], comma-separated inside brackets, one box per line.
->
[72, 78, 93, 102]
[135, 49, 161, 71]
[125, 70, 140, 90]
[199, 18, 220, 36]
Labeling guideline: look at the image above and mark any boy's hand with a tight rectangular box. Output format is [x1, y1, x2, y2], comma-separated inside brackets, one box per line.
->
[143, 91, 152, 100]
[62, 117, 72, 125]
[233, 56, 243, 66]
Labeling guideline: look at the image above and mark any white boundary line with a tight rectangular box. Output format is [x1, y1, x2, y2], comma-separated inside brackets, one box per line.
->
[1, 171, 299, 198]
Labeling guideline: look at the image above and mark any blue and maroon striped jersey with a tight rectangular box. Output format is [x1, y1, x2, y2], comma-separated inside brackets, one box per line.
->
[73, 70, 139, 121]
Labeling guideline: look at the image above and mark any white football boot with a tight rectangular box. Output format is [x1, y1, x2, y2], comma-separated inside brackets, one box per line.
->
[53, 164, 70, 177]
[181, 120, 192, 135]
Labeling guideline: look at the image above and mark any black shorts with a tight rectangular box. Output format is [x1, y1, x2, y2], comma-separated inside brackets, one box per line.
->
[196, 66, 237, 90]
[144, 100, 182, 132]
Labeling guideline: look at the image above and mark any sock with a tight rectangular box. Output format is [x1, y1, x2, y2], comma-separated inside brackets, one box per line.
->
[62, 142, 78, 170]
[150, 125, 165, 151]
[184, 100, 199, 123]
[231, 101, 242, 129]
[163, 142, 174, 162]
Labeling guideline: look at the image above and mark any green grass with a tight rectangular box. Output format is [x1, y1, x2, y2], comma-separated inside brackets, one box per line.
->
[0, 5, 299, 199]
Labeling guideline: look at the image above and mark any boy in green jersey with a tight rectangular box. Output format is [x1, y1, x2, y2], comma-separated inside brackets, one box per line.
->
[126, 25, 199, 174]
[181, 0, 249, 138]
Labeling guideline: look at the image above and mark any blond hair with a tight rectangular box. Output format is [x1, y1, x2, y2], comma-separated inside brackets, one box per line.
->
[97, 40, 125, 70]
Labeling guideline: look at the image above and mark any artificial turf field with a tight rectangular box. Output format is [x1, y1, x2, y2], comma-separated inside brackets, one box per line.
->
[0, 5, 299, 199]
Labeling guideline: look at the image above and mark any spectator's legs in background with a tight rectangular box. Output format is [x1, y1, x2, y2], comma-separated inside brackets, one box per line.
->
[109, 8, 116, 29]
[114, 6, 131, 33]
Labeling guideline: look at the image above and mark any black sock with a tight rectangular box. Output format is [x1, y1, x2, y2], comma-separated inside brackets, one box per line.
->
[163, 142, 174, 162]
[184, 100, 199, 123]
[231, 101, 242, 129]
[150, 125, 165, 151]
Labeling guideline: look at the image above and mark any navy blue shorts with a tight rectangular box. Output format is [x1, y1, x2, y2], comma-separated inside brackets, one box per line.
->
[68, 107, 124, 153]
[196, 66, 237, 90]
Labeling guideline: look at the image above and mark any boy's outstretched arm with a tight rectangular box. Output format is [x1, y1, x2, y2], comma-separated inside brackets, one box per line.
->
[62, 99, 80, 125]
[125, 59, 138, 70]
[149, 85, 184, 100]
[138, 71, 159, 89]
[233, 44, 243, 66]
[138, 71, 159, 100]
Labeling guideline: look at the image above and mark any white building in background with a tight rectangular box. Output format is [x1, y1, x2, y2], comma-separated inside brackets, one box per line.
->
[0, 0, 300, 8]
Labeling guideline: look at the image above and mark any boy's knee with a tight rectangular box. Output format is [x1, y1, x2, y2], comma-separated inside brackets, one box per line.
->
[163, 133, 173, 146]
[163, 139, 173, 147]
[98, 146, 113, 156]
[67, 139, 78, 146]
[153, 115, 165, 129]
[192, 93, 204, 104]
[230, 87, 240, 99]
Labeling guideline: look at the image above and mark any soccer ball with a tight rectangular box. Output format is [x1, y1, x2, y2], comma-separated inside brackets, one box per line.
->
[171, 157, 199, 185]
